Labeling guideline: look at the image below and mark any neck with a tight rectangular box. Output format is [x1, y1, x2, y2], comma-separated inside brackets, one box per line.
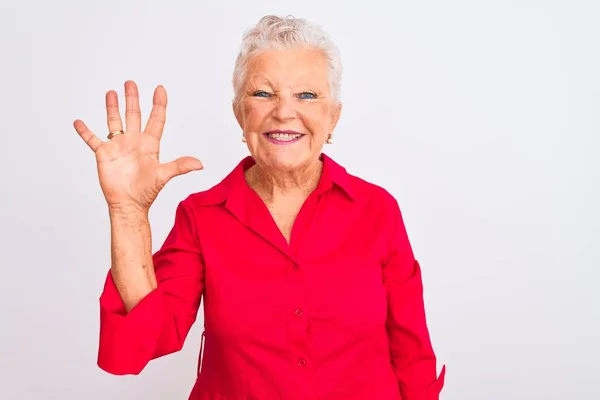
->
[245, 159, 323, 203]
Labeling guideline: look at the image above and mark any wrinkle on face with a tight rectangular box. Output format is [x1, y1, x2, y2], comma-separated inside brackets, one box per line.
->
[233, 46, 341, 192]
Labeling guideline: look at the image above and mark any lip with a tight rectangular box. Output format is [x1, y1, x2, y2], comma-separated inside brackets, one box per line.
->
[264, 130, 304, 135]
[263, 130, 306, 145]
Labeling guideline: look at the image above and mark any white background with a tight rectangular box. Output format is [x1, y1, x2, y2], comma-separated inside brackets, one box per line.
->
[0, 1, 598, 399]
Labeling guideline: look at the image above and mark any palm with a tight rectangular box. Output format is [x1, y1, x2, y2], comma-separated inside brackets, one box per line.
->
[96, 132, 162, 210]
[74, 81, 203, 212]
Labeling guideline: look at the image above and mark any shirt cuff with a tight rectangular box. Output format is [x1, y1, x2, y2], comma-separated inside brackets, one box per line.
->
[97, 271, 164, 375]
[400, 365, 446, 400]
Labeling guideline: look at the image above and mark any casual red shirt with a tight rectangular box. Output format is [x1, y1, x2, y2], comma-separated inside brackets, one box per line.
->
[97, 154, 445, 400]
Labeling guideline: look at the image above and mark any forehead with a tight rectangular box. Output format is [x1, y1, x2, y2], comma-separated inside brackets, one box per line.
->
[245, 47, 329, 88]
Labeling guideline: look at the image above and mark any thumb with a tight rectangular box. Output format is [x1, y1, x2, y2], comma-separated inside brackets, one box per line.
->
[160, 156, 204, 183]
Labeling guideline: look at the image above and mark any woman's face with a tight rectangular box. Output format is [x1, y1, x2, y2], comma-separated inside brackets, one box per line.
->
[234, 46, 341, 173]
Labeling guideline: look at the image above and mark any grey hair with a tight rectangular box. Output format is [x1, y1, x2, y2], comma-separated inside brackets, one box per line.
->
[232, 15, 343, 106]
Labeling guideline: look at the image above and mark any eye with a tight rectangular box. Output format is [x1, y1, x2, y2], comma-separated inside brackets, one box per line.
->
[252, 90, 271, 98]
[298, 92, 317, 100]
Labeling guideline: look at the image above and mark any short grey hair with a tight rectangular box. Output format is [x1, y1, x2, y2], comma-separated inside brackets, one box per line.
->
[232, 15, 343, 106]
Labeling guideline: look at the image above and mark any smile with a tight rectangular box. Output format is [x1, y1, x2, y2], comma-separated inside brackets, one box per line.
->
[263, 130, 305, 145]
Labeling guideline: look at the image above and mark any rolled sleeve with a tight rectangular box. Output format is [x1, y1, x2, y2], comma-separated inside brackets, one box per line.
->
[97, 199, 205, 375]
[400, 365, 446, 400]
[383, 199, 445, 399]
[98, 274, 165, 374]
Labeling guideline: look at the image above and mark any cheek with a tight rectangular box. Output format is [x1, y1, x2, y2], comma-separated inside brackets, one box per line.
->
[242, 103, 269, 130]
[302, 103, 332, 135]
[242, 102, 254, 118]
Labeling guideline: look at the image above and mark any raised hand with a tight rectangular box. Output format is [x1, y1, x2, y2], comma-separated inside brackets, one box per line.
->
[74, 81, 203, 214]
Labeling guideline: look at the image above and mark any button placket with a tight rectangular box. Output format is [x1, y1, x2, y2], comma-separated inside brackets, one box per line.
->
[286, 259, 310, 393]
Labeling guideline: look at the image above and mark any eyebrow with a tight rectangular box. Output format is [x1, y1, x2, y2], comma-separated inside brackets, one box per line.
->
[245, 74, 330, 96]
[246, 77, 276, 88]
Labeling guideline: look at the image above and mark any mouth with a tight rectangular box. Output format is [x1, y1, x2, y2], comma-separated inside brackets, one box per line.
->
[263, 130, 305, 145]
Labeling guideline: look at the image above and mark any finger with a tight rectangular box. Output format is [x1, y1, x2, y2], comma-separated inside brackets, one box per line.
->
[124, 80, 142, 133]
[144, 85, 167, 140]
[159, 156, 203, 184]
[73, 119, 103, 152]
[105, 90, 123, 133]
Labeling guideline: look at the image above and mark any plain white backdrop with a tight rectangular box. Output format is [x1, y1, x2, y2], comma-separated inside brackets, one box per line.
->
[1, 1, 598, 399]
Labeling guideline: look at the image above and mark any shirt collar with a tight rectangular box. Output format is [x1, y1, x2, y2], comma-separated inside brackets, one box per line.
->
[314, 153, 355, 200]
[195, 153, 355, 206]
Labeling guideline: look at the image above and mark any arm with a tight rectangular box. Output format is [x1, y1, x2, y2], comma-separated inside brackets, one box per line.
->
[107, 207, 157, 313]
[383, 199, 445, 400]
[97, 199, 205, 375]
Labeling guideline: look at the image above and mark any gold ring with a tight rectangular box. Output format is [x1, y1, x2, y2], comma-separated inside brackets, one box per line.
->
[107, 130, 125, 140]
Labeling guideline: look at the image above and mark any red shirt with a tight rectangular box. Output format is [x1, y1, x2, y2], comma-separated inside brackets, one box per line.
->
[97, 154, 445, 400]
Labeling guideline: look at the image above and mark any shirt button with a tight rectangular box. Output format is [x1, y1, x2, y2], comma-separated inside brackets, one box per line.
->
[298, 359, 307, 367]
[294, 309, 303, 317]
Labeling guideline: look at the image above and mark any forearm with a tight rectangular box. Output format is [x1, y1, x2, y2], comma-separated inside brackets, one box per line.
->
[109, 209, 157, 312]
[385, 260, 445, 399]
[98, 201, 205, 374]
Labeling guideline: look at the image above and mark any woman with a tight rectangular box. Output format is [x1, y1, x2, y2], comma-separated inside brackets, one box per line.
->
[74, 15, 445, 400]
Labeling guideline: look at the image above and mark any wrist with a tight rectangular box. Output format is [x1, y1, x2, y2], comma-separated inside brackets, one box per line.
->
[108, 204, 149, 222]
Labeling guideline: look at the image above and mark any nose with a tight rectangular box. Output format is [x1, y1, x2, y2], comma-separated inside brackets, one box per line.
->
[272, 94, 296, 122]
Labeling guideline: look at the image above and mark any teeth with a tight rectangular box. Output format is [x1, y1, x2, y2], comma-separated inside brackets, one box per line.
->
[267, 133, 302, 141]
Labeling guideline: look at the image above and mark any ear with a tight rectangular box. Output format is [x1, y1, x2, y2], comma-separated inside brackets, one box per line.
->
[329, 102, 342, 132]
[233, 100, 243, 129]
